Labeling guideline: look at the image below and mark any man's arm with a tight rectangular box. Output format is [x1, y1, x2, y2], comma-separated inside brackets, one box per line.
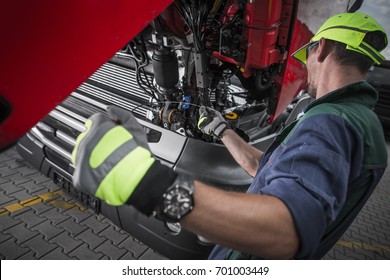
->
[221, 129, 263, 177]
[181, 181, 299, 259]
[197, 107, 263, 177]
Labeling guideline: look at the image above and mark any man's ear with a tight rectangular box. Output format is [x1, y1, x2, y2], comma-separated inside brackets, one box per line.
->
[316, 38, 332, 63]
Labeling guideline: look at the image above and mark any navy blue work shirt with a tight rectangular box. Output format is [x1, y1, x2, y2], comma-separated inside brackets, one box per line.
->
[209, 81, 387, 259]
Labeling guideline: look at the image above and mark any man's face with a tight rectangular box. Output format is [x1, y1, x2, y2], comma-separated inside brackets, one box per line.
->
[306, 43, 319, 98]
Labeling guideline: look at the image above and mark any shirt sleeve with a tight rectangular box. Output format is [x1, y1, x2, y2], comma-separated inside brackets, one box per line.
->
[254, 113, 364, 259]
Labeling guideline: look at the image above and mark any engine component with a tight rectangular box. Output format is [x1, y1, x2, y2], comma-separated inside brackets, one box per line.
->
[219, 0, 245, 62]
[152, 47, 179, 89]
[159, 106, 183, 126]
[194, 52, 209, 89]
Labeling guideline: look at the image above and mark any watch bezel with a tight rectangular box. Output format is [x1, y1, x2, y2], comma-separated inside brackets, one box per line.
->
[160, 175, 194, 221]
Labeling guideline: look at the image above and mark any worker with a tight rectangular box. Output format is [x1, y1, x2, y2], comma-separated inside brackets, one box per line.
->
[72, 12, 388, 259]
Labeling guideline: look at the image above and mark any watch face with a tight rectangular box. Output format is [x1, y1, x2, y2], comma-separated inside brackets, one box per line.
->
[162, 185, 193, 220]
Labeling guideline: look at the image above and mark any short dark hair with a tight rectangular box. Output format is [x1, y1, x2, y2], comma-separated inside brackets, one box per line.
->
[331, 31, 387, 73]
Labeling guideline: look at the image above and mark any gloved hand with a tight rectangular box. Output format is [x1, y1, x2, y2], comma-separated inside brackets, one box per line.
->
[197, 106, 228, 138]
[71, 105, 177, 216]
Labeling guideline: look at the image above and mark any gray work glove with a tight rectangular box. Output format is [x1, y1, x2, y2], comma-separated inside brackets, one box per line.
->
[71, 105, 177, 215]
[197, 106, 228, 138]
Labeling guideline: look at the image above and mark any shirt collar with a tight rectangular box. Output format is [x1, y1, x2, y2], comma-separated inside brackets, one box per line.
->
[304, 81, 378, 113]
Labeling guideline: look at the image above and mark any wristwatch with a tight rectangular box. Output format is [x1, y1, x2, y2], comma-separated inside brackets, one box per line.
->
[159, 174, 195, 222]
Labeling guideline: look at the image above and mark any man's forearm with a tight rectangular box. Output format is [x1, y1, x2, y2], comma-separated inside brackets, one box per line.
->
[221, 128, 263, 177]
[181, 181, 299, 259]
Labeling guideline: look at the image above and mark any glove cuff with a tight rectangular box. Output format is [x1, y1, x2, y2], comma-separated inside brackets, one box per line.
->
[214, 121, 229, 138]
[126, 161, 177, 216]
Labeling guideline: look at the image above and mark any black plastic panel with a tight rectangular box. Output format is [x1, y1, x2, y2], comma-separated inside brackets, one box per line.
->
[175, 138, 252, 190]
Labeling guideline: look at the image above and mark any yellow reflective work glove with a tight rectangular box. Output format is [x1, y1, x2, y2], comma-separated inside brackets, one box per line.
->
[197, 106, 228, 138]
[71, 106, 177, 216]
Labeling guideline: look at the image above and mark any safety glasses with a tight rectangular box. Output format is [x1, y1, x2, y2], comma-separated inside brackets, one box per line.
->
[306, 41, 319, 59]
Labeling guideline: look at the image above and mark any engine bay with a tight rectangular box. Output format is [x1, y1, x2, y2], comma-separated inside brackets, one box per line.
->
[114, 0, 298, 143]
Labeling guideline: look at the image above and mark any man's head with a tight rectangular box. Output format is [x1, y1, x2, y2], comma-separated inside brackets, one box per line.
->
[292, 12, 388, 97]
[292, 12, 387, 67]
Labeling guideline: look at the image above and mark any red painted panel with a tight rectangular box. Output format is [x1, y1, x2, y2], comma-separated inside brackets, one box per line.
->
[274, 19, 313, 119]
[242, 0, 284, 77]
[0, 0, 173, 150]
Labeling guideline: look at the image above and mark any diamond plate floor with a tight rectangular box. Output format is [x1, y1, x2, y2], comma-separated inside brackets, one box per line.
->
[0, 143, 389, 260]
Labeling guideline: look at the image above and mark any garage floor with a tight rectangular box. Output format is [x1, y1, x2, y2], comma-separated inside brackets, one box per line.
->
[0, 144, 389, 260]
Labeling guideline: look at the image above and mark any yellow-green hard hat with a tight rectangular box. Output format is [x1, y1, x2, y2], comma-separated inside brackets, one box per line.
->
[292, 12, 388, 65]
